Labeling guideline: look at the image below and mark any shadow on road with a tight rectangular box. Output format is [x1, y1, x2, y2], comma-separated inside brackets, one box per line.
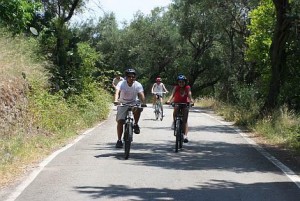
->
[74, 180, 300, 201]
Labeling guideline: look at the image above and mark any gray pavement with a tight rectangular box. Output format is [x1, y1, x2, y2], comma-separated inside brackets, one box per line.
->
[2, 105, 300, 201]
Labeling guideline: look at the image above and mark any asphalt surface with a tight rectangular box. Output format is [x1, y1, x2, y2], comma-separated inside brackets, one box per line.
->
[2, 104, 300, 201]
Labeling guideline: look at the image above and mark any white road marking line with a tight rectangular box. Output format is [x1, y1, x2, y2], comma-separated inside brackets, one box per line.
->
[202, 113, 300, 189]
[4, 122, 105, 201]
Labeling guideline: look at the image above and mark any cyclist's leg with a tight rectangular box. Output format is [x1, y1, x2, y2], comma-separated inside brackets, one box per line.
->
[171, 107, 178, 129]
[133, 107, 143, 133]
[159, 96, 163, 112]
[117, 120, 125, 140]
[152, 94, 156, 107]
[182, 107, 189, 142]
[182, 107, 190, 134]
[133, 107, 143, 124]
[116, 106, 127, 140]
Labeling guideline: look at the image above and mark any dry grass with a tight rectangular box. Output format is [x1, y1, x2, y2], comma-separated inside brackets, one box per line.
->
[0, 30, 49, 186]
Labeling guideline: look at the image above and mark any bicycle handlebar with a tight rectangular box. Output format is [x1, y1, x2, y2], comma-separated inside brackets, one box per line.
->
[114, 102, 147, 107]
[166, 102, 194, 107]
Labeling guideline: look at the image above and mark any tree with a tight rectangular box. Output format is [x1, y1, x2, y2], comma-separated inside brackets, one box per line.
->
[38, 0, 86, 95]
[260, 0, 292, 114]
[0, 0, 40, 34]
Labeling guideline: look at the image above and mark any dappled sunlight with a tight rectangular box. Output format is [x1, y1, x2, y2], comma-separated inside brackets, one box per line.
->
[92, 140, 284, 174]
[74, 180, 300, 201]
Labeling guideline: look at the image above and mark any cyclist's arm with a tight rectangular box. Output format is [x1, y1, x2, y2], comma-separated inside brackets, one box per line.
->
[162, 83, 169, 93]
[114, 88, 120, 103]
[166, 87, 176, 103]
[187, 88, 194, 104]
[138, 91, 147, 105]
[151, 83, 156, 94]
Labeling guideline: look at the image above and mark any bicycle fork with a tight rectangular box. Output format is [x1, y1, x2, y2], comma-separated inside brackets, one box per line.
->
[126, 110, 134, 141]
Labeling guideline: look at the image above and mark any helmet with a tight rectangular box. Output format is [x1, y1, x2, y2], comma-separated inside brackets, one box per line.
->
[125, 68, 136, 76]
[156, 77, 162, 82]
[177, 74, 187, 81]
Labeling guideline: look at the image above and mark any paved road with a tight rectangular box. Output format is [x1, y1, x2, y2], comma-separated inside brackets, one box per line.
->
[3, 105, 300, 201]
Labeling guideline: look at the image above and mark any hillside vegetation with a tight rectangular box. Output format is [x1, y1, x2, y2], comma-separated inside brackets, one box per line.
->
[0, 30, 112, 186]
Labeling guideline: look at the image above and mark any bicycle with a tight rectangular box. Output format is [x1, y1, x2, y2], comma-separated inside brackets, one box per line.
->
[170, 102, 193, 152]
[116, 103, 146, 159]
[153, 92, 166, 121]
[154, 94, 163, 120]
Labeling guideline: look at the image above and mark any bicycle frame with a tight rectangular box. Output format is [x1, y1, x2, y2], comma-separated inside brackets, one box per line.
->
[121, 103, 140, 159]
[154, 93, 164, 121]
[172, 103, 189, 152]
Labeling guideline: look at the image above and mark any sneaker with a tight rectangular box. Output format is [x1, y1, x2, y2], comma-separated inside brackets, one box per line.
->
[133, 124, 140, 134]
[183, 136, 189, 143]
[115, 140, 123, 148]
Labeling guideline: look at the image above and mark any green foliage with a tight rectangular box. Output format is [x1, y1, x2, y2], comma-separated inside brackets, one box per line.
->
[246, 0, 274, 66]
[0, 28, 112, 184]
[0, 0, 40, 34]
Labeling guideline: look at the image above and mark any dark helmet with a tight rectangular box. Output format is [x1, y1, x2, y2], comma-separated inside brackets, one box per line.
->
[125, 68, 136, 76]
[177, 74, 187, 81]
[156, 77, 162, 82]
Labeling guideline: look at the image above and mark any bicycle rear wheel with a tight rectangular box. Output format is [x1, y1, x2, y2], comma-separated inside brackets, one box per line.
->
[124, 123, 133, 159]
[175, 119, 181, 152]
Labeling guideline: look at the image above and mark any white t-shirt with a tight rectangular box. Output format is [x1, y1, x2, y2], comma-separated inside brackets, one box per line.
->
[112, 77, 124, 87]
[152, 83, 166, 96]
[116, 80, 144, 104]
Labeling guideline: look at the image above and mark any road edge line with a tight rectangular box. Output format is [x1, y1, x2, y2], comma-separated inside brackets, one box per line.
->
[202, 113, 300, 189]
[4, 121, 106, 201]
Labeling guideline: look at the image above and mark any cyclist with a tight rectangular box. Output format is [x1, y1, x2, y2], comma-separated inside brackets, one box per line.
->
[112, 71, 124, 90]
[166, 74, 194, 143]
[151, 77, 168, 113]
[114, 68, 147, 148]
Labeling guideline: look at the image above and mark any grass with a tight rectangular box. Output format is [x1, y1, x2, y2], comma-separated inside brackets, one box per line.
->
[197, 97, 300, 154]
[0, 29, 112, 186]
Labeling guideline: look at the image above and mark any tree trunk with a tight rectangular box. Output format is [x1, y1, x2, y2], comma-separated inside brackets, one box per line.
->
[260, 0, 291, 115]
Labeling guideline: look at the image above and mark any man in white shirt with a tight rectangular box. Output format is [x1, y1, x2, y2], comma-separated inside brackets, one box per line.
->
[112, 71, 124, 90]
[114, 68, 147, 148]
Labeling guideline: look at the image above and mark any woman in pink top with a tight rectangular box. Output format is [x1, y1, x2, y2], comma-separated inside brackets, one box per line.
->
[167, 75, 194, 143]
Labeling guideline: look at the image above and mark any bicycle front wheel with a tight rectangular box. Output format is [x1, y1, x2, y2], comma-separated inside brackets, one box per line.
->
[124, 123, 133, 159]
[154, 104, 159, 120]
[158, 103, 163, 121]
[175, 119, 181, 152]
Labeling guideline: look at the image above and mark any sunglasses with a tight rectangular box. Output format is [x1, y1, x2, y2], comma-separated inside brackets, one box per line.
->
[178, 80, 185, 83]
[127, 75, 136, 79]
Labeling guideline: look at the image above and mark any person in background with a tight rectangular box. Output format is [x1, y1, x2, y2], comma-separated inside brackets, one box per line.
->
[114, 68, 147, 148]
[151, 77, 168, 114]
[112, 71, 124, 90]
[166, 74, 194, 143]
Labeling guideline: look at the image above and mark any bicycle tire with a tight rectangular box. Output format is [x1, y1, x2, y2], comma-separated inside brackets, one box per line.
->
[154, 103, 159, 120]
[175, 119, 181, 152]
[179, 125, 183, 149]
[124, 123, 133, 159]
[159, 103, 163, 121]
